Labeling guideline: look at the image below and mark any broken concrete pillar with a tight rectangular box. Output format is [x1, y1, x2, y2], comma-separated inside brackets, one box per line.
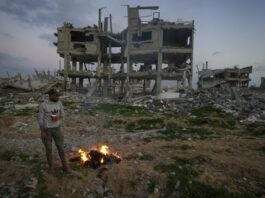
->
[72, 58, 77, 88]
[155, 52, 162, 95]
[64, 52, 70, 90]
[79, 61, 84, 88]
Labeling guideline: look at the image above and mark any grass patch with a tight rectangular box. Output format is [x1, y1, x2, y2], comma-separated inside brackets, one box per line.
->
[190, 106, 236, 129]
[157, 127, 214, 140]
[92, 103, 151, 117]
[180, 144, 194, 151]
[139, 153, 155, 161]
[0, 107, 5, 114]
[0, 149, 40, 164]
[244, 124, 265, 136]
[15, 107, 37, 116]
[154, 155, 254, 198]
[126, 118, 164, 131]
[62, 100, 76, 107]
[0, 149, 17, 160]
[30, 164, 52, 197]
[143, 137, 152, 143]
[191, 106, 224, 117]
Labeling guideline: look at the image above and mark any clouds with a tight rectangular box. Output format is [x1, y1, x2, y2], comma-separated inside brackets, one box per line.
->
[0, 52, 33, 77]
[0, 32, 13, 38]
[212, 51, 221, 56]
[0, 0, 96, 28]
[39, 34, 56, 47]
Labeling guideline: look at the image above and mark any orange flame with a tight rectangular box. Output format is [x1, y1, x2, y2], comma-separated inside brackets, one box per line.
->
[100, 145, 109, 155]
[78, 145, 121, 164]
[78, 148, 90, 163]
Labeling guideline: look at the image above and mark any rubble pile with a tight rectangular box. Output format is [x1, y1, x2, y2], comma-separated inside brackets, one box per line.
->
[130, 87, 265, 123]
[0, 71, 62, 92]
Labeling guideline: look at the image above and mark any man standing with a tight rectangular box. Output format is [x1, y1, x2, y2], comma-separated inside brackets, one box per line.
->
[38, 88, 69, 173]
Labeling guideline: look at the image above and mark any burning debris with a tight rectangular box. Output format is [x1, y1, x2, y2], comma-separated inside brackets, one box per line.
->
[70, 145, 121, 169]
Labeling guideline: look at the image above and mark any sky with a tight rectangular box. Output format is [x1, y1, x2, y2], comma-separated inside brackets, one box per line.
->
[0, 0, 265, 87]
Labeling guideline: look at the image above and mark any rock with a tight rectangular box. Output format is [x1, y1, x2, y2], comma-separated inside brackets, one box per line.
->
[137, 152, 143, 157]
[25, 177, 38, 189]
[175, 180, 181, 190]
[96, 186, 105, 195]
[72, 188, 77, 194]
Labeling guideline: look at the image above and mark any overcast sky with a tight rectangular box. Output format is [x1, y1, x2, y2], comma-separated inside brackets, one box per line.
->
[0, 0, 265, 86]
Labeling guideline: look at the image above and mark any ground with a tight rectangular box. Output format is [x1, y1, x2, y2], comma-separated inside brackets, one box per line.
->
[0, 94, 265, 198]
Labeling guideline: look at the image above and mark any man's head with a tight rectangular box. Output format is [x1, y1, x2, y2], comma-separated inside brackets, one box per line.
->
[48, 88, 60, 102]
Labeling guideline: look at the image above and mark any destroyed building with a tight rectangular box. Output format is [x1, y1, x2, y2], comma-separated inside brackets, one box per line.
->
[198, 63, 252, 89]
[54, 6, 194, 96]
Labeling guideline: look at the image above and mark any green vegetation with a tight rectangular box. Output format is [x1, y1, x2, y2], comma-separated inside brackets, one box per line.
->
[62, 100, 76, 107]
[189, 106, 236, 129]
[180, 144, 194, 151]
[30, 164, 52, 197]
[139, 153, 155, 161]
[0, 107, 5, 114]
[15, 107, 37, 116]
[126, 118, 165, 131]
[0, 149, 17, 160]
[244, 123, 265, 136]
[143, 137, 152, 143]
[158, 127, 214, 140]
[154, 155, 254, 198]
[92, 103, 151, 116]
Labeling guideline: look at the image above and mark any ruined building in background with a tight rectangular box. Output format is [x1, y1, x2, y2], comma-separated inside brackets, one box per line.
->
[198, 62, 252, 89]
[54, 6, 194, 96]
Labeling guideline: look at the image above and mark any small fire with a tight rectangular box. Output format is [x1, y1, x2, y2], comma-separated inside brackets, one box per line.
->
[78, 148, 91, 162]
[100, 145, 109, 155]
[72, 145, 121, 169]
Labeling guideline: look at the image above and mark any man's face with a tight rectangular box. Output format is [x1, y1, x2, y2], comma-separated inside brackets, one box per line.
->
[49, 94, 59, 102]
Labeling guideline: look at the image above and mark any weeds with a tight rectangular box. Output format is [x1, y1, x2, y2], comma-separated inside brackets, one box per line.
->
[180, 144, 194, 151]
[154, 155, 254, 198]
[92, 103, 151, 117]
[189, 106, 236, 129]
[158, 127, 214, 140]
[126, 118, 164, 131]
[15, 107, 37, 116]
[244, 124, 265, 136]
[139, 153, 154, 161]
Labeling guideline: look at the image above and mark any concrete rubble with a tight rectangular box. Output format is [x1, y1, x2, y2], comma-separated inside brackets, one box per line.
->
[129, 86, 265, 123]
[0, 70, 62, 92]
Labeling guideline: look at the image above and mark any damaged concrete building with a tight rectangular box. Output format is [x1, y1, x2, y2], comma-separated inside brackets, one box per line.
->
[55, 6, 194, 96]
[198, 63, 252, 89]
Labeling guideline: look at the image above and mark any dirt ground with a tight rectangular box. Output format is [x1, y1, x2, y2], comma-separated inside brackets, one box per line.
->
[0, 101, 265, 198]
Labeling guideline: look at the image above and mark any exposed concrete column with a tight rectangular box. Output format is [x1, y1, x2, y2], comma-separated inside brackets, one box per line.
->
[72, 58, 77, 88]
[63, 52, 70, 91]
[155, 24, 163, 95]
[156, 52, 162, 95]
[79, 61, 84, 88]
[103, 61, 109, 97]
[189, 20, 195, 89]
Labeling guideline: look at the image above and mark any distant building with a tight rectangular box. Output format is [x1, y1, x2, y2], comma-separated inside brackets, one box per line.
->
[198, 65, 252, 89]
[54, 6, 195, 96]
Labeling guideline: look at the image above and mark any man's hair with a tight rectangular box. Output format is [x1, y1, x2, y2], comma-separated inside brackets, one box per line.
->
[48, 88, 60, 96]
